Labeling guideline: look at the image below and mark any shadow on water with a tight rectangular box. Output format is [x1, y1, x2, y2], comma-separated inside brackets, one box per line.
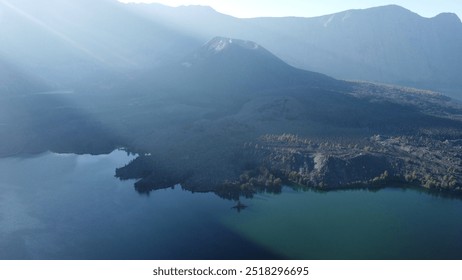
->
[0, 151, 283, 260]
[92, 221, 285, 260]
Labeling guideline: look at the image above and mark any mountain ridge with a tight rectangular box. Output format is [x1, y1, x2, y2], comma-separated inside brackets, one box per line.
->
[124, 3, 462, 97]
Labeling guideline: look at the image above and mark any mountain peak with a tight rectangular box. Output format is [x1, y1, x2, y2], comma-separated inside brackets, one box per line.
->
[177, 4, 217, 13]
[432, 12, 461, 24]
[181, 36, 273, 67]
[376, 4, 410, 11]
[204, 37, 260, 53]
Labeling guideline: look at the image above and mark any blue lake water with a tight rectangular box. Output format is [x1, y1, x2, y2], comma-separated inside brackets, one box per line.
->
[0, 150, 461, 259]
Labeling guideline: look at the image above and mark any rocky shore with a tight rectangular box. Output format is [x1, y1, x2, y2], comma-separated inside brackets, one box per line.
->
[115, 131, 462, 199]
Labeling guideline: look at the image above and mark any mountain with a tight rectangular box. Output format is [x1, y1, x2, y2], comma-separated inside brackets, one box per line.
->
[156, 36, 337, 93]
[111, 37, 462, 194]
[125, 3, 462, 97]
[246, 5, 462, 96]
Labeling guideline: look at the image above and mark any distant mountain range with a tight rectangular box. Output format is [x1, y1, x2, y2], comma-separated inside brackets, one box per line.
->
[2, 0, 461, 96]
[126, 3, 462, 98]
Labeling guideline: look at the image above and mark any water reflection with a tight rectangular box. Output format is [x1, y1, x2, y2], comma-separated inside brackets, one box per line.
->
[231, 200, 248, 213]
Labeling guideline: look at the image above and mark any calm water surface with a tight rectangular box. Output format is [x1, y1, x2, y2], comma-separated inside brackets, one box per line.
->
[0, 151, 461, 259]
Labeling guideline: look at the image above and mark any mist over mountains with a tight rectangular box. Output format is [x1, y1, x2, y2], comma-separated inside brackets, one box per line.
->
[2, 0, 462, 95]
[1, 0, 462, 195]
[127, 3, 462, 97]
[0, 0, 199, 88]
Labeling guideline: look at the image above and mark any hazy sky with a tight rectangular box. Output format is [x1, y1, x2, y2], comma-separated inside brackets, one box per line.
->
[118, 0, 462, 19]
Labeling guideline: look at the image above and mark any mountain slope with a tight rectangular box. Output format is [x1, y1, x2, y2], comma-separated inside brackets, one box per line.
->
[112, 37, 462, 194]
[160, 36, 337, 93]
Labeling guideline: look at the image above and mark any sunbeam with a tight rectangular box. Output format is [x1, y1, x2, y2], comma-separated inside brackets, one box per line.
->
[0, 0, 105, 63]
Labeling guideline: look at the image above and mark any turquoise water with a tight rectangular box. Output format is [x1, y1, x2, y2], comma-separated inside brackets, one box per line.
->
[226, 188, 462, 259]
[0, 151, 461, 259]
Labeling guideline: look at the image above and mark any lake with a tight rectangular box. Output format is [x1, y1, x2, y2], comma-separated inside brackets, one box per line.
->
[0, 150, 461, 259]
